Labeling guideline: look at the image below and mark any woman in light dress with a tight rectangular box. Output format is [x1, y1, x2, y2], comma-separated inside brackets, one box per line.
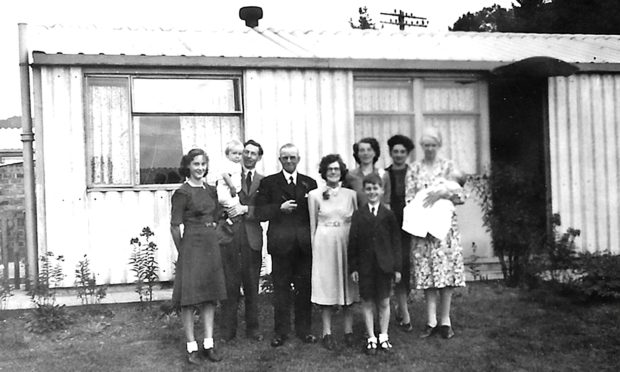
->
[309, 154, 359, 350]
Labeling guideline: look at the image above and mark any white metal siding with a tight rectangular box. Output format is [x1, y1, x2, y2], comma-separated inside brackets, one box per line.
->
[549, 74, 620, 253]
[35, 67, 177, 286]
[244, 69, 356, 177]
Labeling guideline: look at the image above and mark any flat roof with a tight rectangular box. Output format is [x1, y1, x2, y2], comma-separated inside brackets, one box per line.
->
[26, 25, 620, 72]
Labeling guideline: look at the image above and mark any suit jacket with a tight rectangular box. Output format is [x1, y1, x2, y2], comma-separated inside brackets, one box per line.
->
[238, 169, 264, 251]
[255, 171, 318, 255]
[348, 203, 402, 275]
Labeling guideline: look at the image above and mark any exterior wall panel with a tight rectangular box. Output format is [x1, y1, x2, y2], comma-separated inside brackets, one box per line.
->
[549, 74, 620, 253]
[244, 69, 356, 177]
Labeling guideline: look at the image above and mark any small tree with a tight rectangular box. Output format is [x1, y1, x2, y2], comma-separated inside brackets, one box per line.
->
[74, 254, 108, 305]
[469, 162, 547, 286]
[129, 227, 160, 303]
[26, 252, 72, 333]
[350, 6, 378, 29]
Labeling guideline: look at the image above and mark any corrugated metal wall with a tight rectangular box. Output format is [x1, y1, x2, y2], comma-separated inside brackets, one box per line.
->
[34, 66, 178, 286]
[244, 69, 356, 178]
[548, 74, 620, 253]
[33, 67, 356, 286]
[33, 66, 496, 286]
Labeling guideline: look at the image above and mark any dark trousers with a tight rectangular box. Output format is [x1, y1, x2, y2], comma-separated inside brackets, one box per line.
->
[221, 223, 263, 338]
[271, 245, 312, 338]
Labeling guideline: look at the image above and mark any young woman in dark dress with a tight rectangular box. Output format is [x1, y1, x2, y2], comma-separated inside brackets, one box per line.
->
[170, 148, 227, 365]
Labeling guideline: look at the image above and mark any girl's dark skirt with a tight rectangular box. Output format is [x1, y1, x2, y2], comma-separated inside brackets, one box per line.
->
[172, 225, 227, 307]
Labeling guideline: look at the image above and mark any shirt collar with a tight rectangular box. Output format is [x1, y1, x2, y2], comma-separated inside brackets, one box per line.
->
[282, 169, 298, 182]
[242, 164, 255, 175]
[368, 202, 380, 213]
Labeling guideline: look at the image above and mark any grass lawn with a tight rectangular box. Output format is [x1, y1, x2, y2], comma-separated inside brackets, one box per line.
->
[1, 281, 618, 372]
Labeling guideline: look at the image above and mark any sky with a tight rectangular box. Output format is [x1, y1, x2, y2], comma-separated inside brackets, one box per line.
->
[0, 0, 515, 120]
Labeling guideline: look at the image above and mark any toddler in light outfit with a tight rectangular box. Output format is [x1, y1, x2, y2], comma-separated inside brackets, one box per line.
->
[217, 140, 244, 225]
[402, 171, 466, 241]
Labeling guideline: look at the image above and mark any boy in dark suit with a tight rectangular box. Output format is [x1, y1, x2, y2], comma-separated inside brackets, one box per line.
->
[348, 174, 402, 355]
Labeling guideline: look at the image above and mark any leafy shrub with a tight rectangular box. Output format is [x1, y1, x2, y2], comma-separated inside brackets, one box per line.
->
[74, 254, 108, 305]
[575, 252, 620, 301]
[26, 303, 73, 334]
[26, 252, 72, 333]
[468, 163, 547, 286]
[129, 227, 159, 303]
[527, 216, 620, 301]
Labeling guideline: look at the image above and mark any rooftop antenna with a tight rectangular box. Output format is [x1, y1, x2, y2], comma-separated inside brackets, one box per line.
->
[380, 9, 428, 30]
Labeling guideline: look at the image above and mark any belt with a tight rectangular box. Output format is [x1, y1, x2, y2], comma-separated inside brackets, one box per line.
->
[319, 220, 349, 227]
[186, 222, 217, 228]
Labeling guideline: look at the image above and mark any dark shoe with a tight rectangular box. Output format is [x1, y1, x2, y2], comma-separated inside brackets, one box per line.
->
[322, 334, 336, 350]
[344, 333, 355, 348]
[301, 334, 317, 344]
[395, 314, 403, 324]
[364, 339, 377, 355]
[419, 325, 437, 339]
[187, 351, 202, 365]
[270, 335, 286, 347]
[379, 339, 393, 353]
[398, 322, 413, 332]
[202, 347, 222, 362]
[439, 325, 455, 339]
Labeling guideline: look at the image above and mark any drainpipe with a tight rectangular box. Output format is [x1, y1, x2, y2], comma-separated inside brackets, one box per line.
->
[18, 23, 38, 288]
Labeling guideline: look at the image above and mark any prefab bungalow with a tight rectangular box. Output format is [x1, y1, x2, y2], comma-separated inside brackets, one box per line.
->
[20, 22, 620, 286]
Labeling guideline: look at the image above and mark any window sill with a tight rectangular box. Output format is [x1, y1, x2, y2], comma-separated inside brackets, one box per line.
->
[87, 184, 182, 193]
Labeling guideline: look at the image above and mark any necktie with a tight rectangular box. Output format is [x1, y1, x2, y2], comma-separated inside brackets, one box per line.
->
[246, 171, 252, 191]
[289, 176, 294, 185]
[371, 207, 376, 216]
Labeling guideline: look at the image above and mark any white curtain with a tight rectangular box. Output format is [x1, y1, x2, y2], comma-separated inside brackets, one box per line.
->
[353, 79, 480, 173]
[423, 85, 477, 112]
[354, 80, 414, 169]
[87, 78, 131, 185]
[423, 83, 479, 174]
[354, 115, 414, 170]
[180, 116, 242, 184]
[423, 116, 478, 174]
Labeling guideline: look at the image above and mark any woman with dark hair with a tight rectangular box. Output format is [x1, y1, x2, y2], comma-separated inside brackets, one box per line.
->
[345, 137, 390, 207]
[385, 134, 416, 332]
[170, 148, 227, 365]
[308, 154, 359, 350]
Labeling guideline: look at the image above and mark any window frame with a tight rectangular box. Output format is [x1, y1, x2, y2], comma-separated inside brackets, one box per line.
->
[83, 70, 244, 191]
[352, 73, 487, 173]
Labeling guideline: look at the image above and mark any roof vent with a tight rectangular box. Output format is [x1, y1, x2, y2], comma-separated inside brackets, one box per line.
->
[239, 6, 263, 28]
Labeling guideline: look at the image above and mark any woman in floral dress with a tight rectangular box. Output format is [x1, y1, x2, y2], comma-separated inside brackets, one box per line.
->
[405, 128, 466, 340]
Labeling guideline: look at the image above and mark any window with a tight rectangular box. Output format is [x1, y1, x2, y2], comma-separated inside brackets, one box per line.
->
[85, 76, 243, 187]
[353, 77, 482, 173]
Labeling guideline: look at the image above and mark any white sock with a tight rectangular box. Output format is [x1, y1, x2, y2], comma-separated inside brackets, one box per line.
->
[440, 318, 452, 327]
[186, 341, 198, 353]
[378, 333, 389, 343]
[367, 336, 377, 345]
[203, 337, 214, 350]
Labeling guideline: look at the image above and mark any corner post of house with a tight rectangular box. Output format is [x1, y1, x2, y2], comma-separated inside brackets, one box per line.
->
[18, 23, 38, 289]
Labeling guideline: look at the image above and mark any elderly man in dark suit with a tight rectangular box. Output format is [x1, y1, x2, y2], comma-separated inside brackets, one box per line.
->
[220, 139, 266, 342]
[256, 143, 318, 347]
